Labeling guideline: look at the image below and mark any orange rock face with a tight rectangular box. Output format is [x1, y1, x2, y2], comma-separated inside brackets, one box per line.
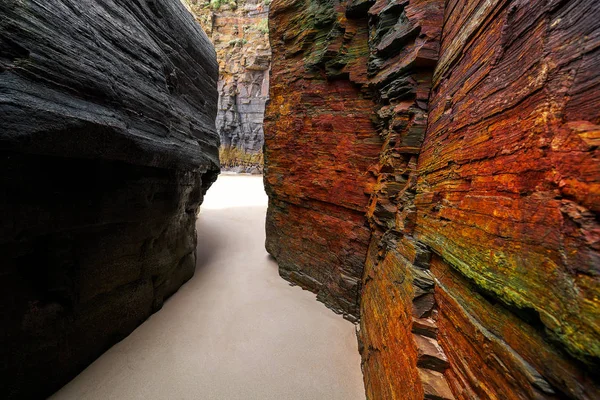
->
[417, 0, 600, 398]
[265, 0, 600, 398]
[357, 0, 451, 397]
[264, 0, 382, 319]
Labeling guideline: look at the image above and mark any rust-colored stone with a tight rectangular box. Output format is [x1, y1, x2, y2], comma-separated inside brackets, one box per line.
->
[419, 368, 456, 400]
[358, 0, 449, 397]
[432, 255, 599, 399]
[359, 244, 424, 400]
[412, 317, 438, 339]
[417, 0, 600, 367]
[414, 1, 600, 397]
[264, 0, 382, 319]
[265, 0, 600, 398]
[414, 334, 450, 373]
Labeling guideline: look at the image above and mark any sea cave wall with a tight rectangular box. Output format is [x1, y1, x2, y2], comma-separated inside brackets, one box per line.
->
[264, 0, 600, 398]
[0, 1, 219, 398]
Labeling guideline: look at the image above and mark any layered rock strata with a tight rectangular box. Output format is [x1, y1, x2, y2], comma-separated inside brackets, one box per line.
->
[265, 0, 600, 398]
[0, 1, 219, 398]
[416, 1, 600, 397]
[264, 0, 383, 320]
[186, 0, 270, 173]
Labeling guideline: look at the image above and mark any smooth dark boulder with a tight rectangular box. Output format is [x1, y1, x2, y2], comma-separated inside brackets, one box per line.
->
[0, 0, 219, 398]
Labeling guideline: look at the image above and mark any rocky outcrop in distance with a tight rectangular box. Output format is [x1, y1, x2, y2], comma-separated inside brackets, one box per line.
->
[0, 1, 219, 398]
[185, 0, 270, 173]
[264, 0, 600, 398]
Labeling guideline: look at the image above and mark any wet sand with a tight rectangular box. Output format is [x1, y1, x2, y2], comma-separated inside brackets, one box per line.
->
[52, 174, 365, 400]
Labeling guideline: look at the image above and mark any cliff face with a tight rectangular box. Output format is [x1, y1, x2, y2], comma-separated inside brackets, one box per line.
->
[186, 0, 270, 172]
[264, 0, 383, 320]
[418, 1, 600, 397]
[0, 1, 219, 398]
[265, 0, 600, 398]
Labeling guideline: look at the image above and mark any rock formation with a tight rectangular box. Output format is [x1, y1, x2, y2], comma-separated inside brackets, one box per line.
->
[264, 0, 600, 398]
[0, 1, 219, 398]
[264, 0, 382, 320]
[185, 0, 270, 173]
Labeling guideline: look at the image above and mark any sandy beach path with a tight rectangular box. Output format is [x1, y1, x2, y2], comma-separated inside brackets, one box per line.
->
[52, 174, 365, 400]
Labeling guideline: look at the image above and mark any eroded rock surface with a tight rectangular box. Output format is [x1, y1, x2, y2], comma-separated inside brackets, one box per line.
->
[0, 1, 219, 398]
[264, 0, 382, 320]
[186, 0, 270, 172]
[418, 1, 600, 398]
[265, 0, 600, 398]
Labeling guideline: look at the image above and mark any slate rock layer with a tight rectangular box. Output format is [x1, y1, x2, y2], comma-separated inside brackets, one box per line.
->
[0, 1, 219, 398]
[264, 0, 600, 398]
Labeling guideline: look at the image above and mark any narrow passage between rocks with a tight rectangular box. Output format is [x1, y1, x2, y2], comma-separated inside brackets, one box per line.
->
[52, 174, 365, 400]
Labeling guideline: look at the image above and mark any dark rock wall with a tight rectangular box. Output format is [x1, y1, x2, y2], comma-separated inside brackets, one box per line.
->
[265, 0, 600, 398]
[0, 1, 219, 398]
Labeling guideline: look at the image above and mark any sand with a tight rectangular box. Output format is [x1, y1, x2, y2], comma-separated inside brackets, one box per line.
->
[51, 174, 365, 400]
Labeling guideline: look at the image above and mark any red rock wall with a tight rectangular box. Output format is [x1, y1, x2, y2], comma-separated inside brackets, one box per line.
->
[264, 0, 382, 320]
[417, 0, 600, 398]
[265, 0, 600, 398]
[357, 0, 451, 398]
